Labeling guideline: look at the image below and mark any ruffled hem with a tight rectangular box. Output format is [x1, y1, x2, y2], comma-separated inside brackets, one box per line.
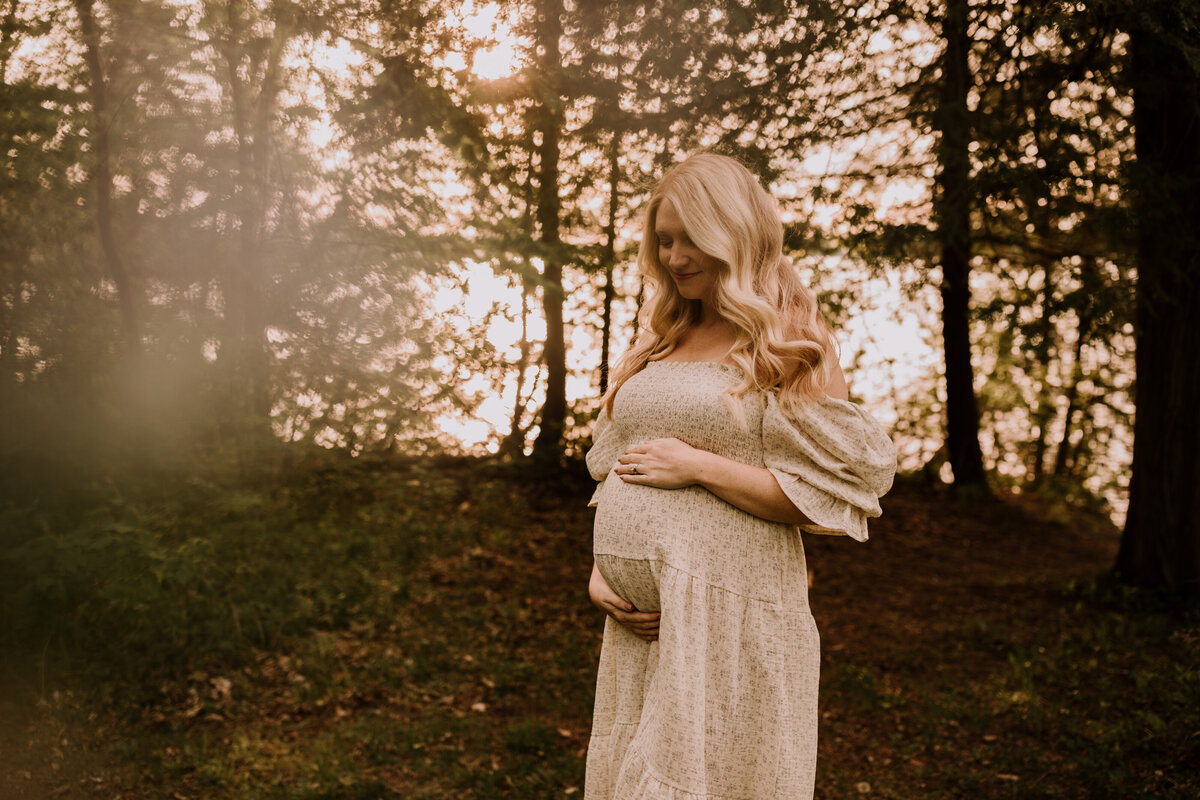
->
[603, 745, 748, 800]
[769, 467, 871, 541]
[761, 392, 894, 542]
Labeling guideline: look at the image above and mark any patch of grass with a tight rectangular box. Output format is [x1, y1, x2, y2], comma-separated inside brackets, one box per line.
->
[504, 719, 560, 755]
[0, 456, 593, 800]
[816, 575, 1199, 799]
[0, 455, 482, 690]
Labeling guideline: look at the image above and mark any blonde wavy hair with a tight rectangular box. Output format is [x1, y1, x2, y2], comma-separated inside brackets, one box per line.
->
[604, 152, 838, 423]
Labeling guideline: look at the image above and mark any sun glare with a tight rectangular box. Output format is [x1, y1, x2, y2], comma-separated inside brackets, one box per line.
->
[455, 1, 526, 80]
[473, 39, 521, 79]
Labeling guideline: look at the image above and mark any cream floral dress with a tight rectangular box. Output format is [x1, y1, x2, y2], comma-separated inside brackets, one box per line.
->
[585, 361, 896, 800]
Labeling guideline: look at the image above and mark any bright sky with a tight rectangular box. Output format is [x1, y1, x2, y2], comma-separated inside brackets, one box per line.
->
[445, 1, 528, 80]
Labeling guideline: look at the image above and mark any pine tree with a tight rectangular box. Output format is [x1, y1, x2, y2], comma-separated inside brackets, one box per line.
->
[1115, 0, 1200, 598]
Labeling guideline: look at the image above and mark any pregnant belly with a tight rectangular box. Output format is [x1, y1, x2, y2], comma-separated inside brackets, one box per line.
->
[593, 474, 792, 606]
[592, 478, 715, 557]
[592, 478, 709, 612]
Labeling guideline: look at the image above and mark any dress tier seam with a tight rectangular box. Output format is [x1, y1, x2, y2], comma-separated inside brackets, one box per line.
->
[592, 555, 815, 611]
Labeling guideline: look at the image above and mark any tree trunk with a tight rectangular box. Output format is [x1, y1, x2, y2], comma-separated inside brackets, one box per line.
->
[1051, 329, 1085, 478]
[932, 0, 987, 489]
[1053, 261, 1095, 478]
[0, 2, 18, 384]
[531, 0, 567, 462]
[1116, 12, 1200, 598]
[1028, 260, 1056, 484]
[599, 134, 620, 396]
[74, 0, 140, 355]
[500, 278, 533, 455]
[218, 0, 288, 427]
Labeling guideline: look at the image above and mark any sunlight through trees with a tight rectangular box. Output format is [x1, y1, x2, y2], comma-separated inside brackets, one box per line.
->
[1, 0, 1197, 591]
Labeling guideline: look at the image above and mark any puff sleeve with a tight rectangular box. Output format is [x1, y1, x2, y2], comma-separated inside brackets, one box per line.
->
[585, 410, 625, 508]
[762, 392, 897, 541]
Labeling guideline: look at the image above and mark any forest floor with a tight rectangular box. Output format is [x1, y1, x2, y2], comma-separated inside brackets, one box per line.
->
[0, 457, 1196, 799]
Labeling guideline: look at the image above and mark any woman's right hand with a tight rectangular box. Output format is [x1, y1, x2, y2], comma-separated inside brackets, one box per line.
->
[589, 562, 660, 641]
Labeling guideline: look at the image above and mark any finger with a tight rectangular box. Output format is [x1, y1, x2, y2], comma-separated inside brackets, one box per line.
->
[611, 610, 660, 625]
[619, 617, 659, 634]
[624, 619, 660, 632]
[616, 454, 648, 468]
[593, 587, 628, 608]
[602, 598, 635, 614]
[601, 596, 637, 614]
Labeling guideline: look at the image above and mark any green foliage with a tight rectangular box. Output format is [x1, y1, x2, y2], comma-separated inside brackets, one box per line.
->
[0, 453, 482, 685]
[0, 0, 474, 457]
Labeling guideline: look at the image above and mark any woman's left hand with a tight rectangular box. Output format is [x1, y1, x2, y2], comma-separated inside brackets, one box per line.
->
[616, 438, 705, 489]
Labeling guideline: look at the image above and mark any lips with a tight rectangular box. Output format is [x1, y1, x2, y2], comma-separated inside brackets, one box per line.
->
[673, 271, 701, 281]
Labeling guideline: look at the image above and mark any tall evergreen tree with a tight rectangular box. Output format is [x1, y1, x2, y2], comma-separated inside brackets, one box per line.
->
[1115, 0, 1200, 598]
[818, 1, 1134, 503]
[73, 0, 143, 355]
[529, 0, 568, 462]
[932, 0, 987, 488]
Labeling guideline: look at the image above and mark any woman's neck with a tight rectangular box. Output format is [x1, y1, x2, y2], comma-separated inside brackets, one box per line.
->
[671, 312, 736, 362]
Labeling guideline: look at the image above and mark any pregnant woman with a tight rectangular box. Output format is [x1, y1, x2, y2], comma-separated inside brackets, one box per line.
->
[584, 153, 896, 800]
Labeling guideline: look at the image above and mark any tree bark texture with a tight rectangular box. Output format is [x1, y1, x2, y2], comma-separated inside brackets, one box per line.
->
[74, 0, 141, 354]
[933, 0, 987, 489]
[1116, 11, 1200, 598]
[532, 0, 567, 462]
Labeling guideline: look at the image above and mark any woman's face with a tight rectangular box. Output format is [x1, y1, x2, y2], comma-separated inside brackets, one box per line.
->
[655, 198, 722, 304]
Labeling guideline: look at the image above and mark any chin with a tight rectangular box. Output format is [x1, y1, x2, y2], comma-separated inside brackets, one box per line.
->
[672, 279, 711, 302]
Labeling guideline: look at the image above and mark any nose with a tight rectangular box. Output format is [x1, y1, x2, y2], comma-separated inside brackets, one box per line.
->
[667, 246, 689, 269]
